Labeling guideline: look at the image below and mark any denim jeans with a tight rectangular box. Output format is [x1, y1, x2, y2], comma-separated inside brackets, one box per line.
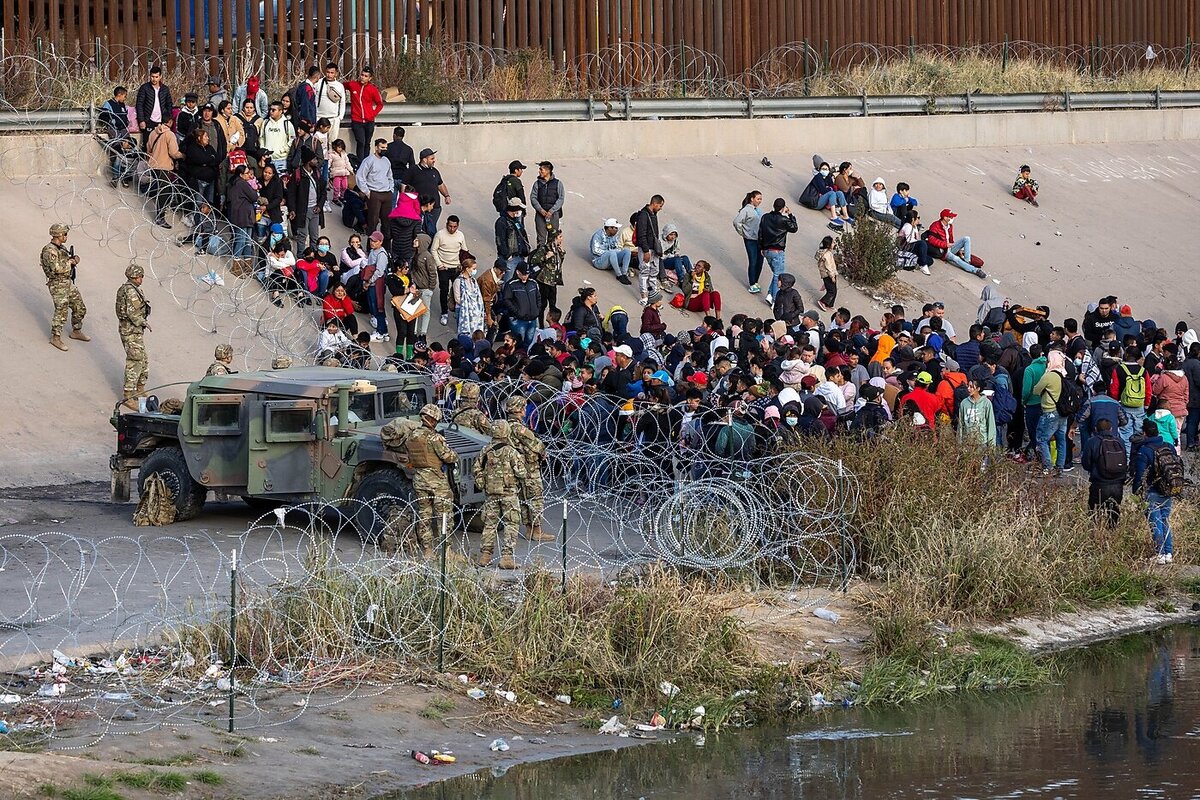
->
[946, 236, 975, 272]
[1146, 491, 1174, 555]
[1120, 406, 1146, 455]
[366, 281, 388, 334]
[662, 255, 692, 287]
[817, 190, 847, 210]
[1036, 412, 1068, 469]
[868, 209, 903, 228]
[1023, 405, 1042, 451]
[510, 318, 537, 350]
[744, 238, 763, 285]
[232, 225, 253, 259]
[503, 256, 523, 283]
[414, 288, 434, 337]
[763, 248, 786, 297]
[1186, 407, 1200, 448]
[592, 250, 630, 276]
[195, 180, 215, 206]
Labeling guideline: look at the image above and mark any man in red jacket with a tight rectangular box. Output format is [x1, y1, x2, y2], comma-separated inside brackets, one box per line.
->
[344, 66, 385, 161]
[926, 208, 987, 279]
[901, 371, 942, 430]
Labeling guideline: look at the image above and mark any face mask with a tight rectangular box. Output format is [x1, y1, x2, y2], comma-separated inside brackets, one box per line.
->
[318, 245, 329, 254]
[819, 169, 830, 177]
[269, 234, 282, 245]
[470, 268, 479, 278]
[1074, 358, 1083, 367]
[785, 417, 799, 427]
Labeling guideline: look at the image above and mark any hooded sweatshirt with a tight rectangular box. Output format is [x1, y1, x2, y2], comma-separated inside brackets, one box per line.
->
[411, 233, 439, 291]
[867, 178, 889, 215]
[661, 223, 681, 258]
[958, 393, 996, 446]
[772, 273, 804, 327]
[976, 285, 1005, 326]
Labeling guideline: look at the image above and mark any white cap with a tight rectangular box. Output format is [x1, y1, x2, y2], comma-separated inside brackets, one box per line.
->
[613, 344, 633, 358]
[603, 218, 619, 227]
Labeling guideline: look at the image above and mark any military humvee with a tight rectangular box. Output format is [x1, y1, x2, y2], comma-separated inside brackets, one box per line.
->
[111, 367, 489, 534]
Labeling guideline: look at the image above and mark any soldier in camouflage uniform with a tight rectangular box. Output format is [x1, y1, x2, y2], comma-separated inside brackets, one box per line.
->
[506, 395, 555, 541]
[206, 344, 236, 376]
[42, 223, 89, 351]
[115, 262, 152, 410]
[451, 380, 492, 435]
[406, 404, 458, 558]
[473, 419, 526, 569]
[271, 355, 294, 369]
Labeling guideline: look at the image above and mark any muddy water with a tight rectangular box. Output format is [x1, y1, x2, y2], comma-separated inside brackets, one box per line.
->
[394, 625, 1200, 799]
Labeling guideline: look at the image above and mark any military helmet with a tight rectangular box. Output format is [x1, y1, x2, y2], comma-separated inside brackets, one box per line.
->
[49, 223, 70, 237]
[458, 381, 481, 400]
[214, 344, 233, 361]
[505, 395, 526, 413]
[125, 262, 145, 279]
[271, 355, 293, 369]
[420, 403, 442, 421]
[490, 419, 511, 440]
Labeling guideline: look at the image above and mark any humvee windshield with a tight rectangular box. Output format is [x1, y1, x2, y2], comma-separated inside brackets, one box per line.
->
[348, 392, 378, 422]
[382, 389, 425, 418]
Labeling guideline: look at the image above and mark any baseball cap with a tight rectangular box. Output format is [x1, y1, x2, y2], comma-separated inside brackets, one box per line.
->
[369, 231, 384, 243]
[508, 160, 527, 171]
[603, 218, 619, 228]
[613, 344, 633, 358]
[419, 148, 436, 159]
[916, 371, 933, 385]
[932, 301, 945, 308]
[940, 208, 957, 218]
[800, 375, 818, 390]
[689, 371, 709, 387]
[507, 197, 526, 209]
[802, 309, 820, 321]
[1120, 304, 1133, 315]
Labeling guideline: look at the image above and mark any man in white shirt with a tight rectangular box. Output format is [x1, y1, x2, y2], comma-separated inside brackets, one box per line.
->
[315, 63, 346, 147]
[430, 217, 467, 327]
[258, 102, 295, 174]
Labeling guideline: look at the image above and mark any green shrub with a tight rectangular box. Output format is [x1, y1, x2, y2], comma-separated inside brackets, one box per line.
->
[834, 218, 898, 286]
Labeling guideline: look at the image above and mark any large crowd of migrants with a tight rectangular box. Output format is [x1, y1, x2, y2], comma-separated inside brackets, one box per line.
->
[69, 64, 1196, 566]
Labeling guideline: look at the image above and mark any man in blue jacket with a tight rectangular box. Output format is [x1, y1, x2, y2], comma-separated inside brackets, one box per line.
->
[1132, 419, 1176, 564]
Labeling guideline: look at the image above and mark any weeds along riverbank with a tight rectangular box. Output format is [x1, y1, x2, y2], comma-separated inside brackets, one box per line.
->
[169, 431, 1197, 727]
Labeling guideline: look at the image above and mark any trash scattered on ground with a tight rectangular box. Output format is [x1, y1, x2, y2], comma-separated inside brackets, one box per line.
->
[658, 681, 680, 698]
[494, 689, 516, 703]
[612, 698, 623, 710]
[466, 688, 487, 700]
[457, 674, 469, 684]
[694, 735, 706, 747]
[343, 742, 375, 748]
[529, 737, 547, 744]
[0, 694, 23, 704]
[410, 749, 431, 764]
[597, 716, 629, 736]
[489, 738, 510, 751]
[37, 684, 66, 698]
[430, 750, 456, 763]
[554, 694, 571, 705]
[810, 693, 835, 708]
[813, 607, 841, 623]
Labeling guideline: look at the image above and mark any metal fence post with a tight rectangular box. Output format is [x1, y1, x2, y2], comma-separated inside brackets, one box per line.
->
[227, 548, 237, 733]
[746, 92, 754, 119]
[802, 38, 810, 97]
[560, 501, 568, 594]
[1065, 91, 1072, 112]
[455, 98, 464, 125]
[436, 512, 448, 672]
[1002, 34, 1009, 72]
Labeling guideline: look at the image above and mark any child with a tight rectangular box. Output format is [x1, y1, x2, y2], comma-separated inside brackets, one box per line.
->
[1013, 165, 1039, 207]
[314, 118, 333, 205]
[253, 197, 270, 239]
[327, 139, 353, 205]
[547, 307, 566, 342]
[98, 86, 130, 139]
[889, 182, 919, 222]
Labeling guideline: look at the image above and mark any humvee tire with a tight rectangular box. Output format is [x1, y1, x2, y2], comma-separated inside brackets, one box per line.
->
[350, 468, 416, 542]
[138, 447, 207, 521]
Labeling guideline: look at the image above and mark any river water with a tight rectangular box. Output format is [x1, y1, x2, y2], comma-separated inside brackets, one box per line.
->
[395, 625, 1200, 799]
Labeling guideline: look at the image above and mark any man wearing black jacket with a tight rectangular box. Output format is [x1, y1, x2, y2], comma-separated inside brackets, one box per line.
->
[634, 195, 664, 307]
[135, 66, 173, 151]
[495, 198, 531, 280]
[386, 127, 415, 206]
[286, 147, 327, 254]
[757, 198, 798, 306]
[500, 263, 542, 349]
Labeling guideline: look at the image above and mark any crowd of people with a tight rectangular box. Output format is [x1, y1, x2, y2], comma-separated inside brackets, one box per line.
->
[91, 66, 1192, 565]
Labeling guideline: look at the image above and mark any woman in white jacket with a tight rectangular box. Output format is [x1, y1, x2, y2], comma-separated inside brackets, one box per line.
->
[867, 178, 902, 228]
[733, 190, 764, 294]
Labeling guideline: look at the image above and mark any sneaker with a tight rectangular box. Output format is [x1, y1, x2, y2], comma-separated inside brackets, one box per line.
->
[331, 197, 343, 206]
[369, 317, 377, 329]
[765, 294, 774, 306]
[1155, 554, 1171, 565]
[155, 218, 171, 229]
[383, 334, 390, 342]
[920, 265, 931, 275]
[370, 332, 385, 342]
[638, 296, 648, 306]
[323, 202, 332, 213]
[975, 269, 988, 279]
[617, 275, 632, 286]
[748, 284, 761, 294]
[1062, 464, 1075, 473]
[439, 314, 449, 326]
[817, 301, 832, 312]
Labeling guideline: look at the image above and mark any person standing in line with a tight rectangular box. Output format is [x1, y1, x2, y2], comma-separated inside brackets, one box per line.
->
[1081, 418, 1127, 528]
[495, 198, 531, 281]
[315, 62, 346, 148]
[815, 235, 838, 311]
[386, 127, 416, 207]
[634, 194, 664, 307]
[233, 75, 269, 119]
[409, 227, 440, 344]
[1133, 418, 1182, 564]
[529, 161, 564, 248]
[501, 263, 542, 349]
[135, 65, 173, 152]
[733, 190, 764, 294]
[474, 419, 526, 570]
[286, 147, 326, 255]
[145, 119, 182, 229]
[42, 223, 88, 352]
[355, 138, 394, 238]
[431, 215, 467, 326]
[115, 262, 151, 411]
[227, 165, 259, 276]
[757, 197, 798, 306]
[344, 66, 384, 160]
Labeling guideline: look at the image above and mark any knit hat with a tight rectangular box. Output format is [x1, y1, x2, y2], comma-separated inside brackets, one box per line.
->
[647, 290, 663, 305]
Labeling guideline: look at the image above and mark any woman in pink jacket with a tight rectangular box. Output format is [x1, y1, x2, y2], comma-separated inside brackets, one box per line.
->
[1152, 357, 1190, 445]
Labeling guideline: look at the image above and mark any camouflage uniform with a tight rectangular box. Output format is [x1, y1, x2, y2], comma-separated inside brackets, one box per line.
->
[506, 395, 552, 540]
[451, 381, 492, 435]
[406, 404, 458, 554]
[115, 264, 151, 400]
[473, 420, 526, 565]
[41, 233, 86, 340]
[206, 344, 235, 376]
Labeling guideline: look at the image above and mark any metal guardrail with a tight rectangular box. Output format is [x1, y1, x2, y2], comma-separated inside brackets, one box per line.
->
[3, 91, 1200, 133]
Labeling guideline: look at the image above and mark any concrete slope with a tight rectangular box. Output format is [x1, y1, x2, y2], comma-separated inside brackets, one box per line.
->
[1, 136, 1198, 487]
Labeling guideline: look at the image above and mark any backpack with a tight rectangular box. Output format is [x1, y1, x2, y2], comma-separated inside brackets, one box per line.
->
[1150, 444, 1185, 497]
[491, 176, 512, 213]
[1118, 363, 1146, 408]
[991, 384, 1018, 425]
[1096, 436, 1128, 481]
[714, 419, 755, 459]
[983, 306, 1007, 331]
[1056, 378, 1084, 417]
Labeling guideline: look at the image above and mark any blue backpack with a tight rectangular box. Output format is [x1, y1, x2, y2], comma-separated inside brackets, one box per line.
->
[991, 384, 1018, 425]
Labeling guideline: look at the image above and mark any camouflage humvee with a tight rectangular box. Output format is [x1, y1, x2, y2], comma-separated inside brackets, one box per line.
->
[111, 367, 489, 533]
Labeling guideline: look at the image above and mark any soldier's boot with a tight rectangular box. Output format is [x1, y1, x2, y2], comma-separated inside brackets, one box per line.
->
[476, 548, 493, 567]
[135, 383, 146, 397]
[68, 329, 91, 342]
[498, 552, 518, 570]
[121, 396, 139, 411]
[49, 335, 69, 352]
[530, 524, 556, 543]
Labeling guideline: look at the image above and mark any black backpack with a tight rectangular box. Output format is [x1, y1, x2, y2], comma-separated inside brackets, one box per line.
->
[1096, 436, 1128, 481]
[1056, 378, 1084, 417]
[1151, 444, 1186, 497]
[492, 176, 512, 213]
